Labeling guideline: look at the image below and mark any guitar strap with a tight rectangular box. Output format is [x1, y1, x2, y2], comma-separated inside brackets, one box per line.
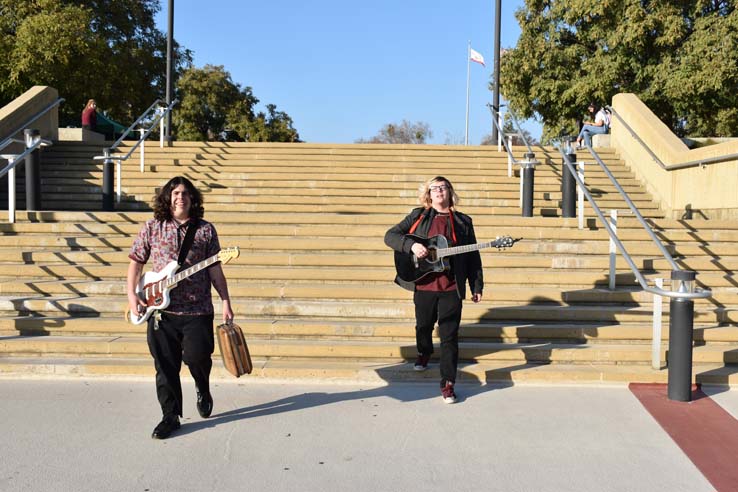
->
[150, 219, 198, 331]
[408, 210, 457, 244]
[176, 219, 198, 273]
[408, 211, 427, 234]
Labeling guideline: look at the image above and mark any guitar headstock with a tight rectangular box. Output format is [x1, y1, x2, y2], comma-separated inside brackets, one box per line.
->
[492, 235, 520, 250]
[218, 247, 240, 264]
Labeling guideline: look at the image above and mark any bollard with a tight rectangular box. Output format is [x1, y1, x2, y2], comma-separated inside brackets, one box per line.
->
[667, 270, 697, 402]
[23, 129, 41, 211]
[521, 152, 537, 217]
[102, 150, 115, 211]
[561, 149, 577, 218]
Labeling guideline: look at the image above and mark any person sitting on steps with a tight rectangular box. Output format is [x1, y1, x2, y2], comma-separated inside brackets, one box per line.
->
[575, 102, 610, 149]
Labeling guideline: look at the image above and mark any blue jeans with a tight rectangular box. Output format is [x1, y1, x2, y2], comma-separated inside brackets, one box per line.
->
[577, 124, 608, 146]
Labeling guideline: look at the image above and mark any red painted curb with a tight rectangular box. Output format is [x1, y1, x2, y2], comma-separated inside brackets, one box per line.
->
[630, 383, 738, 492]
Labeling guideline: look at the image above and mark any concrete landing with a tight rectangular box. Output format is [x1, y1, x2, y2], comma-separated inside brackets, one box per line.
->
[1, 378, 735, 491]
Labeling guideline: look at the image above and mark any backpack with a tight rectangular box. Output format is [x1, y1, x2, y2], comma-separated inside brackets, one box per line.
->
[602, 108, 612, 130]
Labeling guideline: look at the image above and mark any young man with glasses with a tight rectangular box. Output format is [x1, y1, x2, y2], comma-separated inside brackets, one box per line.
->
[384, 176, 484, 403]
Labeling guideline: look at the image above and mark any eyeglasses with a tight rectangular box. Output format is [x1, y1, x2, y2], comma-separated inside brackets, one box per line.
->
[429, 185, 449, 192]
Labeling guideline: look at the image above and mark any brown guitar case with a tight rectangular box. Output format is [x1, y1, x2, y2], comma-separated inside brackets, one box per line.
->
[216, 320, 253, 377]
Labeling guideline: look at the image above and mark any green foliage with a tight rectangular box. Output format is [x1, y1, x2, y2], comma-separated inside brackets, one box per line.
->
[174, 65, 299, 142]
[357, 120, 432, 144]
[500, 0, 738, 142]
[0, 0, 192, 127]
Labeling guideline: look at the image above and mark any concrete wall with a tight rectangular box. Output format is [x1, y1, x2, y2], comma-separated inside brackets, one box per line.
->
[0, 86, 60, 154]
[611, 93, 738, 220]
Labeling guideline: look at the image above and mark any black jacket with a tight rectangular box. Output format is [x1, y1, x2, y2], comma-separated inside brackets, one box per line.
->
[384, 207, 484, 299]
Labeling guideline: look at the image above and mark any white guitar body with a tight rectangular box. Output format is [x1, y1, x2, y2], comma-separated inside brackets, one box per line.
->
[130, 261, 180, 325]
[128, 247, 240, 326]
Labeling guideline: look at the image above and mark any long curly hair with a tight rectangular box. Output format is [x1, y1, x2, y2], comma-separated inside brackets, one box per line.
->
[153, 176, 205, 221]
[418, 176, 459, 209]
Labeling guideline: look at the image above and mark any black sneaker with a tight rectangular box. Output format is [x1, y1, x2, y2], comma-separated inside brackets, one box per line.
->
[413, 353, 431, 371]
[151, 415, 180, 439]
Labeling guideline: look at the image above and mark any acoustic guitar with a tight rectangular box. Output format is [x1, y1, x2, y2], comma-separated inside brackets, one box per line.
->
[394, 234, 517, 284]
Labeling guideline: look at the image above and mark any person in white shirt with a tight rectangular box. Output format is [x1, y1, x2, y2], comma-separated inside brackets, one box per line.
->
[576, 102, 609, 149]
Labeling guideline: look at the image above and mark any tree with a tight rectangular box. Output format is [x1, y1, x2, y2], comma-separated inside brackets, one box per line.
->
[357, 120, 432, 144]
[0, 0, 192, 127]
[174, 64, 299, 142]
[239, 104, 300, 143]
[500, 0, 738, 142]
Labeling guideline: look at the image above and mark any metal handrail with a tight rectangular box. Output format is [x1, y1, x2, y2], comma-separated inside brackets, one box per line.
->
[607, 105, 738, 170]
[0, 97, 64, 150]
[0, 137, 51, 179]
[486, 103, 521, 164]
[558, 144, 711, 300]
[101, 98, 178, 161]
[1, 136, 52, 223]
[506, 111, 534, 155]
[93, 99, 178, 206]
[107, 98, 163, 151]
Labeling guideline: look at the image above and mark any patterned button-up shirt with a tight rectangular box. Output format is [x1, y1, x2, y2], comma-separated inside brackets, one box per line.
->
[129, 218, 220, 315]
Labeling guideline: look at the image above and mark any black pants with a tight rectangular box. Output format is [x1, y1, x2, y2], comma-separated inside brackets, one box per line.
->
[147, 312, 215, 417]
[413, 290, 463, 387]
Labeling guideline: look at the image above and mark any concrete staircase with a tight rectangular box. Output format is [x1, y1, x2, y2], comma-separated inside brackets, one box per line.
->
[0, 141, 736, 385]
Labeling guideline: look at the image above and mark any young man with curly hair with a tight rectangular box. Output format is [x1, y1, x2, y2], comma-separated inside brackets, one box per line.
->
[127, 176, 233, 439]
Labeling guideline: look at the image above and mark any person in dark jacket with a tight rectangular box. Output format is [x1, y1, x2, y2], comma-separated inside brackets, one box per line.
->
[384, 176, 483, 403]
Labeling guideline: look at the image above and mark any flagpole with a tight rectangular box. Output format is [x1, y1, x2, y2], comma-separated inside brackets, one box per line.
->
[465, 40, 470, 146]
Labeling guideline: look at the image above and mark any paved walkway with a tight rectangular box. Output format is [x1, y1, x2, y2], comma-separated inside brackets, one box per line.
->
[0, 377, 736, 492]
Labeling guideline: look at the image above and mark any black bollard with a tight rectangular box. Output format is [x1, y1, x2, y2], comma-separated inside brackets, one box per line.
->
[102, 154, 115, 211]
[561, 151, 577, 218]
[667, 270, 697, 402]
[23, 129, 41, 211]
[522, 158, 535, 217]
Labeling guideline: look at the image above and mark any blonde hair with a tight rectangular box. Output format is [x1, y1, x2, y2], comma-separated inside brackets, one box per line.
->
[418, 176, 459, 209]
[84, 99, 96, 109]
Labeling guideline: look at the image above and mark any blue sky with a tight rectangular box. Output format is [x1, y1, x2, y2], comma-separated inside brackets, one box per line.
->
[155, 0, 539, 144]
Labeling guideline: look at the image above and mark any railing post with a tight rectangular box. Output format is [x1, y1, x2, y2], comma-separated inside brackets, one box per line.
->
[23, 129, 41, 211]
[521, 152, 537, 217]
[652, 278, 663, 369]
[507, 135, 513, 177]
[497, 112, 503, 149]
[577, 161, 585, 230]
[7, 158, 16, 223]
[561, 145, 577, 218]
[139, 128, 146, 172]
[668, 270, 697, 402]
[102, 149, 114, 211]
[116, 159, 122, 203]
[159, 108, 165, 148]
[609, 210, 618, 290]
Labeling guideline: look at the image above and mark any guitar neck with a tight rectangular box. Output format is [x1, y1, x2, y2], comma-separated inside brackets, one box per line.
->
[165, 254, 220, 288]
[437, 241, 496, 258]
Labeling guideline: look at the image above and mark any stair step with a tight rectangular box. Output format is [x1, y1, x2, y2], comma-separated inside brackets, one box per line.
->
[1, 355, 735, 385]
[1, 335, 736, 365]
[2, 316, 737, 342]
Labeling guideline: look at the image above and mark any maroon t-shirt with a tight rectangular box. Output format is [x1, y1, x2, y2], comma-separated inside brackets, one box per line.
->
[415, 214, 457, 292]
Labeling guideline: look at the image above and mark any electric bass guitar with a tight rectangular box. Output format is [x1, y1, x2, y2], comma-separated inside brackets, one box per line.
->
[128, 247, 240, 325]
[394, 234, 518, 284]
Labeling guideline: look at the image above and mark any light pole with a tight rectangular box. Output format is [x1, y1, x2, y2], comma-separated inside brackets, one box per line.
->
[165, 0, 174, 146]
[491, 0, 501, 143]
